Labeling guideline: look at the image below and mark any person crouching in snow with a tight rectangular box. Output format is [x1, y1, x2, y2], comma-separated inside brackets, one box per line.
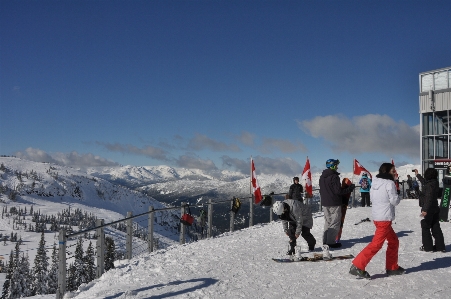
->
[272, 197, 316, 256]
[349, 163, 406, 279]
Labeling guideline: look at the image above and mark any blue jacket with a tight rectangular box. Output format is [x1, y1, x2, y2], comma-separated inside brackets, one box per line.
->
[359, 176, 372, 193]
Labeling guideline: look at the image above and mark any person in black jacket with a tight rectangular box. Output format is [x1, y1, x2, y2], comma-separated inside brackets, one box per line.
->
[288, 177, 304, 202]
[319, 159, 355, 248]
[415, 168, 446, 252]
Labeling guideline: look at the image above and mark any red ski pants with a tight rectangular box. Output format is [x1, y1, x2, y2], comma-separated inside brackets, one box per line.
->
[352, 221, 399, 271]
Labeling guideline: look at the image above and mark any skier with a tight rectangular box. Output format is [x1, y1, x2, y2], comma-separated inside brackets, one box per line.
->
[414, 168, 446, 252]
[273, 198, 316, 256]
[359, 173, 372, 207]
[288, 176, 304, 202]
[319, 159, 355, 248]
[349, 163, 406, 279]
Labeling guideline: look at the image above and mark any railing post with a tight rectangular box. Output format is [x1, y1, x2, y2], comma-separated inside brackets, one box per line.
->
[148, 206, 154, 253]
[56, 228, 66, 299]
[229, 199, 234, 233]
[126, 212, 132, 259]
[180, 202, 186, 244]
[96, 219, 105, 278]
[207, 199, 213, 238]
[249, 197, 254, 227]
[269, 195, 273, 222]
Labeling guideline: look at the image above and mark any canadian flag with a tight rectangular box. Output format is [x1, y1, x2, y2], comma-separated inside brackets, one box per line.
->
[354, 159, 372, 179]
[251, 158, 262, 204]
[301, 157, 313, 196]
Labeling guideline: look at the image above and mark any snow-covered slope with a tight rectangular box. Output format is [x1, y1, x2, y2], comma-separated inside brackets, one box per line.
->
[0, 157, 167, 216]
[62, 199, 451, 299]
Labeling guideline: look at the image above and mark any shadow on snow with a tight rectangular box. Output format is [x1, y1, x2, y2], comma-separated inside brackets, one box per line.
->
[104, 277, 219, 299]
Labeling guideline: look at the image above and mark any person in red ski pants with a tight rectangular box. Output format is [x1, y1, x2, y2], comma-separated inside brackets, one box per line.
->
[349, 163, 406, 278]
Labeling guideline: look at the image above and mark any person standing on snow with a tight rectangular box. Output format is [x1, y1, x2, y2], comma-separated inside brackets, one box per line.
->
[349, 163, 405, 279]
[319, 159, 355, 248]
[359, 173, 372, 207]
[414, 168, 446, 253]
[273, 198, 316, 256]
[288, 176, 304, 202]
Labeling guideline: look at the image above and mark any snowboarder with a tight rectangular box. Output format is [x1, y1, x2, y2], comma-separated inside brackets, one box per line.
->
[414, 168, 446, 252]
[359, 173, 372, 207]
[272, 198, 316, 256]
[288, 176, 304, 202]
[349, 163, 406, 279]
[319, 159, 355, 248]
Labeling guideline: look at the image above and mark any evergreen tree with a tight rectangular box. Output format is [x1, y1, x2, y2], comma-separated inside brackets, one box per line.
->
[1, 250, 14, 299]
[7, 242, 21, 298]
[31, 232, 49, 295]
[18, 254, 32, 297]
[66, 263, 76, 292]
[47, 243, 58, 294]
[84, 241, 96, 282]
[73, 238, 86, 289]
[105, 237, 115, 271]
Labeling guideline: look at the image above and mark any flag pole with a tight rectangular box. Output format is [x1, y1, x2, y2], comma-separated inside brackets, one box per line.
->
[249, 156, 254, 227]
[352, 159, 355, 208]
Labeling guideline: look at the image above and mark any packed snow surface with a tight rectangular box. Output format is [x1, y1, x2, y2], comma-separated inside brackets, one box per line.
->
[64, 199, 450, 299]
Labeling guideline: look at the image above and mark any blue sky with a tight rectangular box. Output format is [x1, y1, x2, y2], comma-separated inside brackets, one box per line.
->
[1, 0, 450, 175]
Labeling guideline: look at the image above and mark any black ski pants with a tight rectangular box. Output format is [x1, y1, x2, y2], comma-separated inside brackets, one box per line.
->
[287, 222, 316, 251]
[361, 192, 371, 207]
[421, 209, 445, 251]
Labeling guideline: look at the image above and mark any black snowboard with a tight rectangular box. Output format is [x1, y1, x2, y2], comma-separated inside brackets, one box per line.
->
[439, 176, 451, 222]
[272, 253, 354, 263]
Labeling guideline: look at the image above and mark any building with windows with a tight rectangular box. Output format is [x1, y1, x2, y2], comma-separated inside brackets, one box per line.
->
[419, 66, 451, 184]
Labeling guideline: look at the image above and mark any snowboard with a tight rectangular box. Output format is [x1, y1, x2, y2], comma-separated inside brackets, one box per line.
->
[439, 176, 451, 222]
[336, 178, 352, 242]
[272, 253, 354, 263]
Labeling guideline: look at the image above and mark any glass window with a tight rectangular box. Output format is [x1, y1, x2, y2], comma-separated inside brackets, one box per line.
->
[434, 111, 449, 135]
[422, 113, 434, 135]
[435, 136, 448, 159]
[434, 71, 448, 90]
[422, 137, 434, 159]
[421, 74, 433, 92]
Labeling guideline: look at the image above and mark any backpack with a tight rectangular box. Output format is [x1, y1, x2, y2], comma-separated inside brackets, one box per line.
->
[412, 180, 419, 188]
[260, 195, 273, 207]
[231, 197, 241, 213]
[361, 178, 369, 190]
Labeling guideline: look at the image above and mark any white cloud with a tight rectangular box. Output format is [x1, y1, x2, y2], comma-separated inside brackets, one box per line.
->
[300, 114, 420, 157]
[14, 148, 119, 168]
[221, 155, 302, 175]
[175, 154, 218, 171]
[98, 142, 169, 161]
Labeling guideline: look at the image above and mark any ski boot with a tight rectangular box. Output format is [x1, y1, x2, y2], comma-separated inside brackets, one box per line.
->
[349, 264, 371, 279]
[322, 244, 332, 260]
[386, 266, 406, 276]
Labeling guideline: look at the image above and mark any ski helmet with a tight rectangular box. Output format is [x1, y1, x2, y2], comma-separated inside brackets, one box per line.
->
[326, 159, 340, 169]
[272, 201, 285, 215]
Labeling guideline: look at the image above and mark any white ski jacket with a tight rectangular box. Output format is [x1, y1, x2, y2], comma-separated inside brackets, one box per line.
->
[370, 176, 400, 221]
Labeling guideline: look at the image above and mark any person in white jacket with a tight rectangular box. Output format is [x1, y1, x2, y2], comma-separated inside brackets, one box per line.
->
[349, 163, 406, 279]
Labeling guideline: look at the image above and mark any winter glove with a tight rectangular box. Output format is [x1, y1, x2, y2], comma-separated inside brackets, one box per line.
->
[349, 184, 356, 191]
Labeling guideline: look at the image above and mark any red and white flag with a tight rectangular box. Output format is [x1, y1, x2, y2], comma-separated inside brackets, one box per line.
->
[251, 158, 262, 204]
[354, 159, 372, 179]
[301, 157, 313, 196]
